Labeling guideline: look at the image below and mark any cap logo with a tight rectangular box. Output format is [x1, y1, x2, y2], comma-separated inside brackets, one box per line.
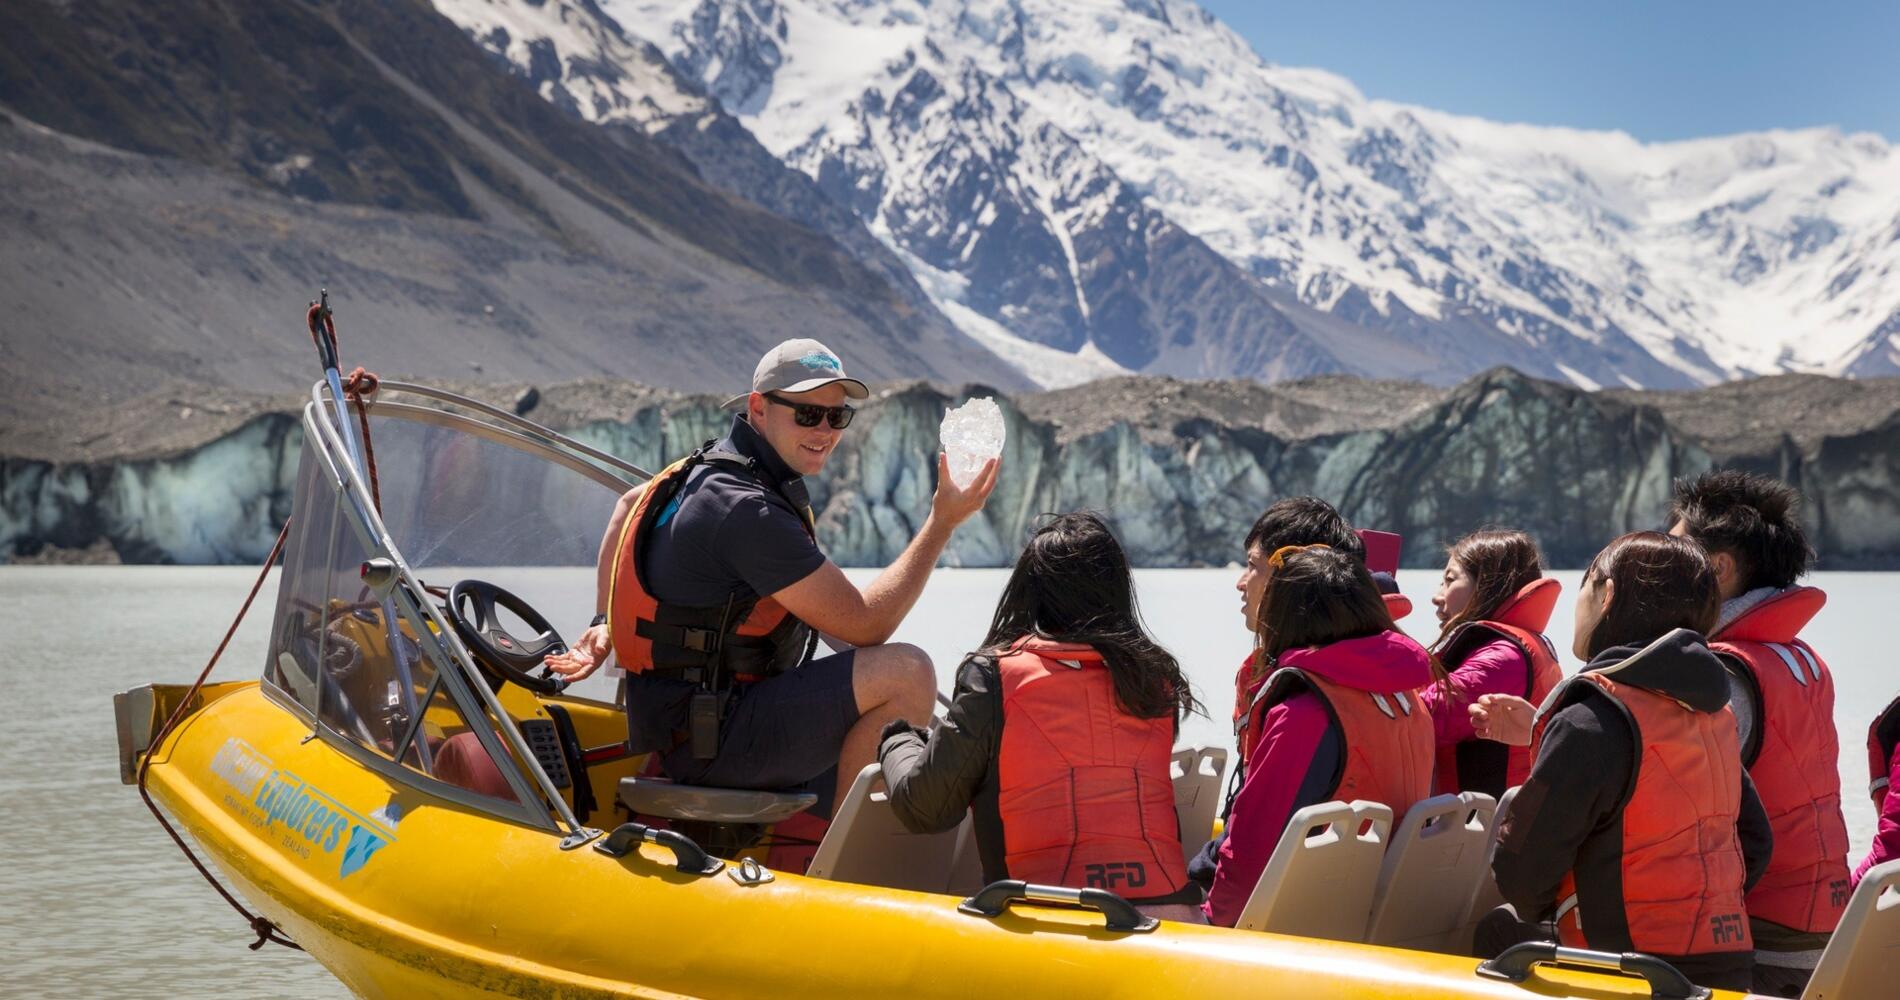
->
[796, 351, 841, 373]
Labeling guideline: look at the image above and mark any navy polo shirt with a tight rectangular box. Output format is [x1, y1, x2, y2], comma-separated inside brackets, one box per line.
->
[642, 415, 827, 608]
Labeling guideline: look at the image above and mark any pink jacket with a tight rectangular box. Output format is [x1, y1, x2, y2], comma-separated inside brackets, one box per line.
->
[1417, 637, 1526, 747]
[1204, 630, 1434, 926]
[1856, 741, 1900, 885]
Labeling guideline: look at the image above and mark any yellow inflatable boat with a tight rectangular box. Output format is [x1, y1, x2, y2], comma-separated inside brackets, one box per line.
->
[118, 379, 1896, 999]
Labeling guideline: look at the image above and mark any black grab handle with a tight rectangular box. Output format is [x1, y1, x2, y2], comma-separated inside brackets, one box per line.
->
[593, 822, 724, 876]
[958, 879, 1159, 933]
[1476, 942, 1710, 1000]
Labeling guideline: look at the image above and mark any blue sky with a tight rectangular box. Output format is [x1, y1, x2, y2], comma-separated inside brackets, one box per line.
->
[1197, 1, 1900, 143]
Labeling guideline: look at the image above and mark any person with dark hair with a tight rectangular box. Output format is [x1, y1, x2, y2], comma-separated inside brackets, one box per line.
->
[1667, 470, 1850, 997]
[1189, 497, 1414, 888]
[1202, 545, 1438, 927]
[1420, 528, 1563, 797]
[876, 512, 1206, 922]
[1474, 532, 1773, 993]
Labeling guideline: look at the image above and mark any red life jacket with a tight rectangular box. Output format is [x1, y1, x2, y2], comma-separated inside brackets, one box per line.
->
[1709, 586, 1852, 934]
[994, 638, 1190, 901]
[607, 447, 812, 682]
[1434, 578, 1565, 795]
[1241, 643, 1435, 824]
[1534, 672, 1753, 956]
[1227, 594, 1415, 751]
[1871, 693, 1900, 807]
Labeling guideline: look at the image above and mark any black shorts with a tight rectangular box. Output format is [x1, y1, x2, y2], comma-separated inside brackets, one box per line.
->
[629, 650, 861, 815]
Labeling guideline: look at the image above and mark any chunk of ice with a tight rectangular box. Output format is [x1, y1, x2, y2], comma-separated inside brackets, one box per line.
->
[939, 397, 1006, 489]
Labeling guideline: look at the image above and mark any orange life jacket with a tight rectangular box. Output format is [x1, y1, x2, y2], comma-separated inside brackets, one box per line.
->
[1708, 587, 1851, 934]
[1871, 694, 1900, 807]
[994, 637, 1190, 900]
[607, 447, 812, 682]
[1435, 577, 1564, 795]
[1244, 657, 1435, 825]
[1227, 594, 1416, 747]
[1534, 672, 1753, 956]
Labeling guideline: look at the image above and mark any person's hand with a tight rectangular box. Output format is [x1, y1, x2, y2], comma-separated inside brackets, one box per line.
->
[1469, 694, 1536, 747]
[930, 453, 999, 529]
[544, 623, 611, 682]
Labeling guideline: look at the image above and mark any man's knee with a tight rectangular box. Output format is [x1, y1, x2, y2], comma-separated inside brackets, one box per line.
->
[855, 642, 936, 700]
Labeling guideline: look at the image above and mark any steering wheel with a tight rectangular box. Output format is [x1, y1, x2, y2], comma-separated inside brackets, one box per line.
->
[445, 580, 569, 695]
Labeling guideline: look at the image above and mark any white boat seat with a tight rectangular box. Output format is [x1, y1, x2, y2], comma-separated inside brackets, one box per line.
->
[1801, 859, 1900, 1000]
[1235, 799, 1392, 941]
[1451, 785, 1520, 955]
[1365, 792, 1497, 951]
[617, 777, 816, 824]
[1170, 744, 1229, 865]
[808, 764, 970, 893]
[944, 814, 987, 896]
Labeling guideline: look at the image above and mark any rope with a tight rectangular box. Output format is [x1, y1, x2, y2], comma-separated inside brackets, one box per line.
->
[342, 366, 381, 513]
[137, 520, 304, 952]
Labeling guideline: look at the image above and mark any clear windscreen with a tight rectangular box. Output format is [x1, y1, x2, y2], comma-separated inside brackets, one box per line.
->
[362, 410, 625, 697]
[262, 400, 629, 803]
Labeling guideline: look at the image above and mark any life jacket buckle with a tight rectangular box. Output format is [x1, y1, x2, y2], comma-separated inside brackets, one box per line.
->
[678, 626, 720, 653]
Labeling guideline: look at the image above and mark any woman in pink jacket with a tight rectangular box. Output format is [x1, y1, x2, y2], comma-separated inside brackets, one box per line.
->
[1419, 529, 1562, 798]
[1203, 545, 1440, 926]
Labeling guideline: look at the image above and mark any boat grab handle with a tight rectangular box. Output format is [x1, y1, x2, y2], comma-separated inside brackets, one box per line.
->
[594, 822, 725, 876]
[958, 880, 1159, 933]
[1476, 942, 1709, 1000]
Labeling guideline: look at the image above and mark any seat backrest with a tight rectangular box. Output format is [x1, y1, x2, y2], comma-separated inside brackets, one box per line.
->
[1171, 744, 1229, 864]
[807, 764, 967, 893]
[1235, 800, 1393, 941]
[1365, 792, 1497, 950]
[1802, 860, 1900, 1000]
[1451, 784, 1520, 955]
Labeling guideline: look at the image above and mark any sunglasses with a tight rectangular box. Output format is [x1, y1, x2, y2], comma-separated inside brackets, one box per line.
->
[764, 392, 857, 429]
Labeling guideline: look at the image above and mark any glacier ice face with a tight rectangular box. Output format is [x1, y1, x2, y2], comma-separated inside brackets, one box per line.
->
[939, 397, 1006, 488]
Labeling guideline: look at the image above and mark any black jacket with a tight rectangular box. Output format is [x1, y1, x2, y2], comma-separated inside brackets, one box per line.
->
[1493, 628, 1772, 988]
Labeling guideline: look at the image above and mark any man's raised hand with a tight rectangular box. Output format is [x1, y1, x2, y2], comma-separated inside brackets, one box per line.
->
[930, 453, 999, 529]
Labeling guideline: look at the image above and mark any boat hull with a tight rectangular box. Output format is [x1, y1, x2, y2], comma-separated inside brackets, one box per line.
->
[139, 684, 1738, 999]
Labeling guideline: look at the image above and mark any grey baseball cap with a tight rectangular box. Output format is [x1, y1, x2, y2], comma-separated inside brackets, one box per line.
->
[724, 338, 870, 407]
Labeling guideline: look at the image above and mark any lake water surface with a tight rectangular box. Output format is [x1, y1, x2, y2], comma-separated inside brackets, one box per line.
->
[2, 566, 1890, 997]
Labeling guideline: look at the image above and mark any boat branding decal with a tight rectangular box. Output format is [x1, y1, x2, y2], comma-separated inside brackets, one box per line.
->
[207, 736, 399, 879]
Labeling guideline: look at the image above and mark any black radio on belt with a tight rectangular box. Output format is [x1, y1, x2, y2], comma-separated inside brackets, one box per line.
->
[689, 689, 724, 760]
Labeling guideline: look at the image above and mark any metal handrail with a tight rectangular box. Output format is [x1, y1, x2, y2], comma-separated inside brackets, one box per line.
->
[372, 380, 655, 485]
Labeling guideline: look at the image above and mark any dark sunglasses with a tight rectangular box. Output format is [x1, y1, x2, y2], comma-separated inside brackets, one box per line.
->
[764, 392, 856, 429]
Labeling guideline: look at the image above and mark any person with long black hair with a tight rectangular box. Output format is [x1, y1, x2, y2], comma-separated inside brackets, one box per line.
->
[876, 512, 1206, 921]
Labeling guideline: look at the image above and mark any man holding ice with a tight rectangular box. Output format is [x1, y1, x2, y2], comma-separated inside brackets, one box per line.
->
[546, 339, 1003, 814]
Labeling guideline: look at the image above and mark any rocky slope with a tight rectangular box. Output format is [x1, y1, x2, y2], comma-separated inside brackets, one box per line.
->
[8, 371, 1898, 569]
[0, 0, 1027, 453]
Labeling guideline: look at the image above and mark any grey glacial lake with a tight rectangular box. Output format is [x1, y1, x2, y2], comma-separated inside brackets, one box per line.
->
[1, 566, 1890, 998]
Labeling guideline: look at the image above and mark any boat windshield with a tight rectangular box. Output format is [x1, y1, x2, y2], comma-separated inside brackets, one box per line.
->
[263, 385, 635, 819]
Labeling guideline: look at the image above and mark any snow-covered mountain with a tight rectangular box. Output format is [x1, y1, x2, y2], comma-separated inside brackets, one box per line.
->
[438, 0, 1900, 388]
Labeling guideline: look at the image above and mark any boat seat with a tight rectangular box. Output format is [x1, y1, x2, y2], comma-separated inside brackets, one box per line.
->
[944, 813, 987, 895]
[1234, 800, 1392, 941]
[1801, 859, 1900, 1000]
[617, 777, 816, 825]
[1365, 792, 1497, 951]
[1170, 744, 1229, 865]
[808, 764, 971, 893]
[1451, 785, 1520, 955]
